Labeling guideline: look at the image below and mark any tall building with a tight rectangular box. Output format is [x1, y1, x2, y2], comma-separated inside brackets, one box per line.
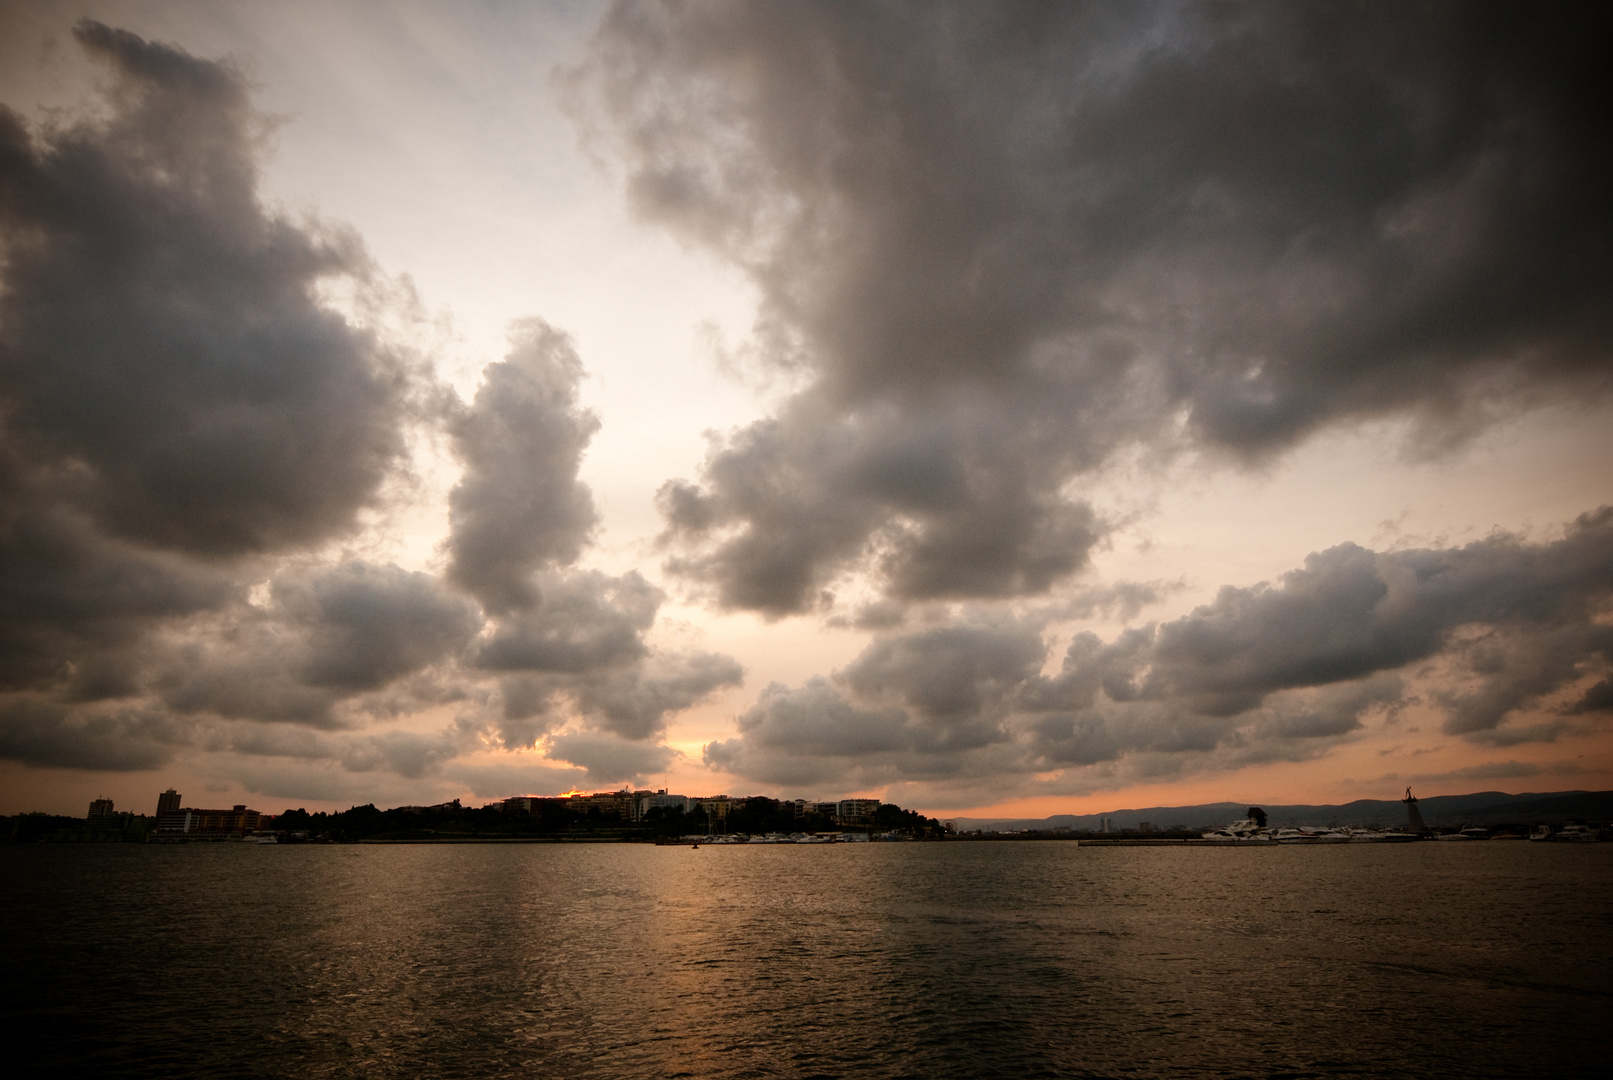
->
[87, 797, 115, 820]
[157, 788, 181, 816]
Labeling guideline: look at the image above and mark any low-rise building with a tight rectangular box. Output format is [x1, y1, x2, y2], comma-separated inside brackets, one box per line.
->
[156, 804, 266, 835]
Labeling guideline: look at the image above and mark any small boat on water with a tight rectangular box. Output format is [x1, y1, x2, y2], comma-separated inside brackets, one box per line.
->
[1554, 824, 1602, 843]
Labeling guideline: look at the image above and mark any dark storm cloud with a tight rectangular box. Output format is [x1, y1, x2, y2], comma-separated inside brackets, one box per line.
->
[157, 561, 480, 727]
[0, 465, 236, 695]
[0, 23, 448, 776]
[280, 562, 482, 692]
[707, 514, 1613, 792]
[0, 23, 740, 789]
[0, 696, 187, 771]
[1117, 510, 1613, 732]
[472, 570, 660, 675]
[0, 21, 413, 557]
[574, 1, 1613, 613]
[446, 321, 600, 614]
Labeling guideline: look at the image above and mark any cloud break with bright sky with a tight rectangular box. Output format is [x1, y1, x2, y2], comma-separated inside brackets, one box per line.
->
[2, 1, 1610, 818]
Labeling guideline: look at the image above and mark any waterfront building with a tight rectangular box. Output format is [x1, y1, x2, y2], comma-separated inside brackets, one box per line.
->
[568, 790, 642, 820]
[637, 791, 689, 819]
[694, 796, 733, 824]
[155, 804, 266, 836]
[88, 797, 115, 820]
[156, 788, 181, 816]
[836, 799, 881, 825]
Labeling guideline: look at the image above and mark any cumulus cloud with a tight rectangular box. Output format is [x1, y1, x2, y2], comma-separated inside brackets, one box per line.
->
[572, 1, 1613, 614]
[446, 320, 600, 613]
[0, 23, 444, 774]
[0, 21, 413, 558]
[446, 331, 744, 754]
[157, 560, 480, 728]
[0, 23, 741, 792]
[707, 512, 1613, 797]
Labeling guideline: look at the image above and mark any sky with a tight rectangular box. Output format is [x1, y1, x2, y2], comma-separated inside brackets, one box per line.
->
[2, 1, 1610, 820]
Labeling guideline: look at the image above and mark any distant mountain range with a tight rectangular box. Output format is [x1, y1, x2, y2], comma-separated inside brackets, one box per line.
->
[950, 790, 1613, 833]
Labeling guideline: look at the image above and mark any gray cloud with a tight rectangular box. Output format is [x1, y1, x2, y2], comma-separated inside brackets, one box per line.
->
[574, 1, 1613, 614]
[445, 326, 744, 754]
[0, 23, 740, 793]
[473, 569, 660, 675]
[1407, 759, 1584, 784]
[446, 321, 600, 613]
[0, 23, 446, 774]
[571, 650, 745, 741]
[545, 731, 677, 786]
[158, 560, 480, 727]
[707, 512, 1613, 796]
[0, 695, 189, 772]
[0, 21, 414, 558]
[0, 471, 237, 696]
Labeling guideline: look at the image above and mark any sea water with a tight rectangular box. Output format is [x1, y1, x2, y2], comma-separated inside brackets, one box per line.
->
[4, 841, 1608, 1078]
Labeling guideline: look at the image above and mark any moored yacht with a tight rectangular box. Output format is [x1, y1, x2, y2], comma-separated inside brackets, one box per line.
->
[1202, 808, 1275, 843]
[1273, 828, 1319, 844]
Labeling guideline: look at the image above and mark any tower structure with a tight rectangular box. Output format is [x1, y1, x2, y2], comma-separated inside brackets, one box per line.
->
[157, 788, 181, 816]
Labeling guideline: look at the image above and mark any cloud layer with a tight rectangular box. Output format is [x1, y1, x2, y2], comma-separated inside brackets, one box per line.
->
[574, 1, 1613, 615]
[0, 23, 737, 791]
[707, 512, 1613, 800]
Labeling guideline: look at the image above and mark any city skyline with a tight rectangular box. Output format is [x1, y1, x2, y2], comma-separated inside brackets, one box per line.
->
[2, 2, 1610, 819]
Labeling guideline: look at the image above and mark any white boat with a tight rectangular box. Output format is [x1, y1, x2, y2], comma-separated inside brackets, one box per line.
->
[1554, 824, 1601, 843]
[1529, 825, 1553, 842]
[1202, 816, 1275, 843]
[1273, 828, 1319, 844]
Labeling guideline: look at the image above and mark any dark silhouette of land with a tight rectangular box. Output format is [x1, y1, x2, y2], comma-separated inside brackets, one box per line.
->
[954, 790, 1613, 833]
